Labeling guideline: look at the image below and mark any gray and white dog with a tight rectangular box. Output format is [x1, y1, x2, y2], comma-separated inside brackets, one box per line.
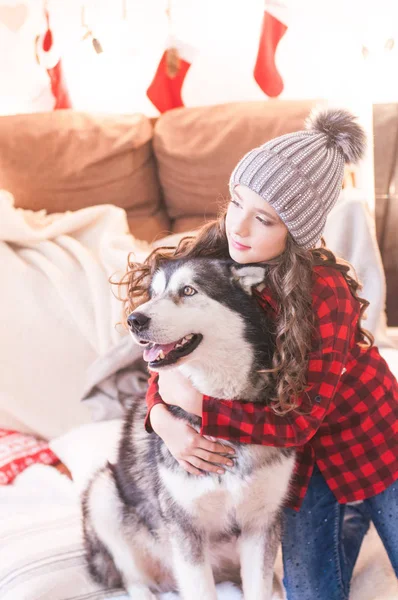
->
[82, 258, 296, 600]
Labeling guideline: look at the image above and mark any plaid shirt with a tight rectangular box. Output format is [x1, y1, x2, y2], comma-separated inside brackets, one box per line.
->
[145, 265, 398, 510]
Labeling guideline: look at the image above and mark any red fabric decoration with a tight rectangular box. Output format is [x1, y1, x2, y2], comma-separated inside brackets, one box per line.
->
[0, 429, 59, 485]
[254, 7, 288, 98]
[147, 46, 192, 113]
[37, 9, 72, 110]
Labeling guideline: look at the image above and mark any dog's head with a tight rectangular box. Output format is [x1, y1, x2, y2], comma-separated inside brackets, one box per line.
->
[127, 258, 274, 383]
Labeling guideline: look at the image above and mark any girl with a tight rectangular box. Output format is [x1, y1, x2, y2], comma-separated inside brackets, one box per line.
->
[124, 109, 398, 600]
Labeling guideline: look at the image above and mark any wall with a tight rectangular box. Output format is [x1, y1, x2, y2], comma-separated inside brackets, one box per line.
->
[1, 0, 398, 204]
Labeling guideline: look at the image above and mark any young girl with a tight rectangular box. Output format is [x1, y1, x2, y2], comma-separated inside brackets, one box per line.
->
[124, 109, 398, 600]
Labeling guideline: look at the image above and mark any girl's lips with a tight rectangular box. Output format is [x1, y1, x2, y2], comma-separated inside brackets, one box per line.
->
[231, 237, 251, 251]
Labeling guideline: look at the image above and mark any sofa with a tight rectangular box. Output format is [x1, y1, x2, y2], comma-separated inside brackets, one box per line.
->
[0, 101, 397, 600]
[0, 99, 319, 243]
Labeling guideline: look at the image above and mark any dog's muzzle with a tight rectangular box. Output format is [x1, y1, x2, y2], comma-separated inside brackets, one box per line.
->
[127, 312, 150, 333]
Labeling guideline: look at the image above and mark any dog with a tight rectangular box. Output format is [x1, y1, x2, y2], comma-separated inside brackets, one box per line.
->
[82, 258, 296, 600]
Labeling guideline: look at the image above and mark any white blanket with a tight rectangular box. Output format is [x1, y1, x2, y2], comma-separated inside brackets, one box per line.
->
[0, 191, 149, 438]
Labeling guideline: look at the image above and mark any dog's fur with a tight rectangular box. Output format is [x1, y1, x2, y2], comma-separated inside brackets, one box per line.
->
[82, 258, 296, 600]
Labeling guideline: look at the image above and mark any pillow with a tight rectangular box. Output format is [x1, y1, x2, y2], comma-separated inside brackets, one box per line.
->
[49, 420, 123, 493]
[153, 99, 318, 230]
[0, 110, 170, 243]
[0, 429, 59, 485]
[0, 505, 128, 600]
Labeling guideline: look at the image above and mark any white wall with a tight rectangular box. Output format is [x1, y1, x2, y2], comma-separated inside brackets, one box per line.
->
[2, 0, 397, 113]
[1, 0, 398, 205]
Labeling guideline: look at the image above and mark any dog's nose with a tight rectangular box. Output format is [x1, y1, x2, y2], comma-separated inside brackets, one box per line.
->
[127, 312, 151, 332]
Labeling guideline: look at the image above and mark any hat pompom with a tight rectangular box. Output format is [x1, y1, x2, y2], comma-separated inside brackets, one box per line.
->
[306, 108, 366, 164]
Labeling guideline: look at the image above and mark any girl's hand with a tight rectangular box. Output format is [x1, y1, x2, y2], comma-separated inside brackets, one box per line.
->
[157, 369, 203, 417]
[150, 403, 235, 476]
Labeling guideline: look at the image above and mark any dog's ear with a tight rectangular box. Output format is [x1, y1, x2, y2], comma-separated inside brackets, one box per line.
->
[230, 265, 266, 295]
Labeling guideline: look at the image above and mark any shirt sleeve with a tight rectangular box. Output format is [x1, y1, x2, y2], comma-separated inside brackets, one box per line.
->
[201, 280, 352, 447]
[144, 371, 166, 433]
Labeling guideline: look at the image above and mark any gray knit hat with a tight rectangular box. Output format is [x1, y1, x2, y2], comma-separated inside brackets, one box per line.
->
[229, 108, 366, 248]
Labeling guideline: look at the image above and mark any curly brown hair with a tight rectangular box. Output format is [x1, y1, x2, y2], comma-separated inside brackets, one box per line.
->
[116, 205, 373, 415]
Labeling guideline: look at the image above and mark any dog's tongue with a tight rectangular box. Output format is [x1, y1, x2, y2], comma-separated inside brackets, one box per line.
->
[143, 342, 176, 363]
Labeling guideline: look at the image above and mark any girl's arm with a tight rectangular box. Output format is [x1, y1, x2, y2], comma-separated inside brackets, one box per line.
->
[145, 370, 202, 430]
[201, 350, 342, 446]
[144, 370, 235, 476]
[201, 287, 350, 447]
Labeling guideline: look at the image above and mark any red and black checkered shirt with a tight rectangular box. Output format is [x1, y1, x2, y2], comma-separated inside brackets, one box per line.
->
[145, 265, 398, 510]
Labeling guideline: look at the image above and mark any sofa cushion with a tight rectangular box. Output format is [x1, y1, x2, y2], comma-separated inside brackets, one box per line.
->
[128, 209, 172, 243]
[172, 215, 211, 234]
[0, 110, 170, 243]
[153, 100, 318, 226]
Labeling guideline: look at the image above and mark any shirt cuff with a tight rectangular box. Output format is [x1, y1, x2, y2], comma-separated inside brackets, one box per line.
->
[144, 398, 166, 433]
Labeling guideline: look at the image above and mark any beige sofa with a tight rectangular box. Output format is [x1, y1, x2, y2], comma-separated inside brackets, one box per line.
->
[0, 100, 317, 244]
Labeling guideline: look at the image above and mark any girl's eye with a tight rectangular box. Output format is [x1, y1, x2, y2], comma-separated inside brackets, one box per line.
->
[230, 198, 272, 226]
[182, 285, 197, 296]
[230, 198, 241, 208]
[257, 217, 273, 227]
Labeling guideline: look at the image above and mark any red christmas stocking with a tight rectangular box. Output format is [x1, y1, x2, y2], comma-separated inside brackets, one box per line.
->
[37, 10, 72, 109]
[254, 2, 288, 98]
[147, 44, 192, 113]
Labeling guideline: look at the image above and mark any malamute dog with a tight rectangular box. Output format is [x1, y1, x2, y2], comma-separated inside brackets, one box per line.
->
[82, 258, 296, 600]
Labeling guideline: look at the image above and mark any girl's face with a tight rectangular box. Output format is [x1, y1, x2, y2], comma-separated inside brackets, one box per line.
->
[225, 184, 288, 264]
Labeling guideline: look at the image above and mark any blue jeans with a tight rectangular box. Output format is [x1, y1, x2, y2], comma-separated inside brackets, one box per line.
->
[282, 465, 398, 600]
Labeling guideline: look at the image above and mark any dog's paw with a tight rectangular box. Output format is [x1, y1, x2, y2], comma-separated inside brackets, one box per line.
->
[127, 584, 157, 599]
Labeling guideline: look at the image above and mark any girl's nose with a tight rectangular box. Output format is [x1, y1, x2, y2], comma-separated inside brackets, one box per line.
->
[233, 215, 250, 238]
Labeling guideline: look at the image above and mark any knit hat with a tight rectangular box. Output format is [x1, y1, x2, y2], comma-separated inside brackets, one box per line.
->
[229, 108, 366, 248]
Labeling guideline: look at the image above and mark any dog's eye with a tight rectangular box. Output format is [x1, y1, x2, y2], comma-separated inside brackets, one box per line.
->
[182, 286, 197, 297]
